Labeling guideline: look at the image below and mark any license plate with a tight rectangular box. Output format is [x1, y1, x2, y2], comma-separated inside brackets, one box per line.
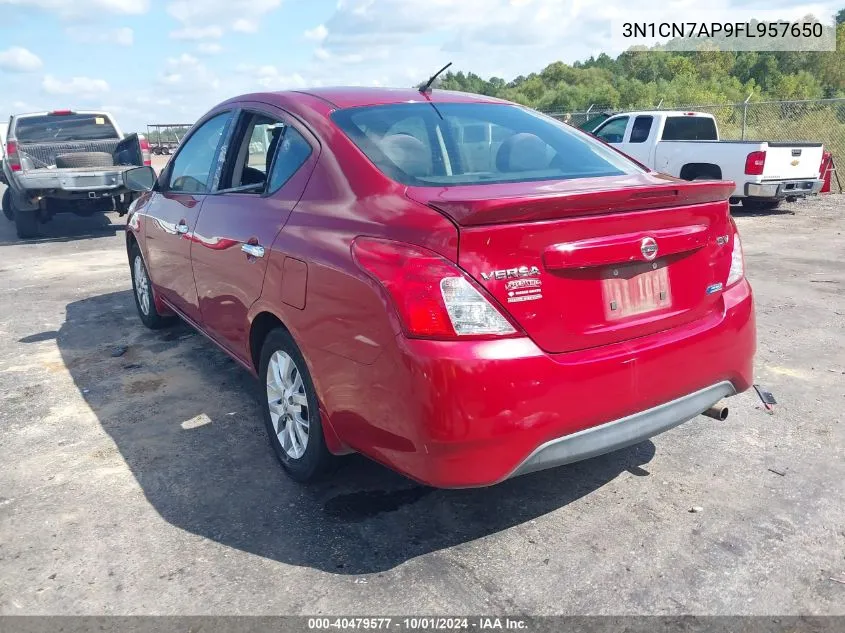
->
[602, 262, 671, 320]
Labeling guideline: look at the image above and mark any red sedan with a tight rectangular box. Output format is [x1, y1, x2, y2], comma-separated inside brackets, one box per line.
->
[122, 87, 755, 488]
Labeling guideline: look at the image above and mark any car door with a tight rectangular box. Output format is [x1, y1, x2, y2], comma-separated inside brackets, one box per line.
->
[190, 105, 318, 362]
[143, 111, 233, 322]
[615, 115, 654, 165]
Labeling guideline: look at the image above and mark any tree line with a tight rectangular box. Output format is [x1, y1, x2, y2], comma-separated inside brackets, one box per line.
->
[437, 10, 845, 111]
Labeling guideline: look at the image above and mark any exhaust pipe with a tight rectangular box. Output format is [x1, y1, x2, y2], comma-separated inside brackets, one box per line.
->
[703, 404, 729, 421]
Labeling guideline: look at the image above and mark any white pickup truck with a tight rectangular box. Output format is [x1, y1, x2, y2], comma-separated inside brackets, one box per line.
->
[588, 111, 824, 210]
[1, 110, 149, 238]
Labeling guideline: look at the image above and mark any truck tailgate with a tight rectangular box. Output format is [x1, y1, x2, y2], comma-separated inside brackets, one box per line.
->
[763, 143, 823, 180]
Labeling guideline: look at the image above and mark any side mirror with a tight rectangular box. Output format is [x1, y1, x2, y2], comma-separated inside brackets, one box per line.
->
[123, 166, 156, 192]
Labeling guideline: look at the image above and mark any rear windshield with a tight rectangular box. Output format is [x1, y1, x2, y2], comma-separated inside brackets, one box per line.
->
[331, 103, 642, 187]
[661, 116, 718, 141]
[14, 113, 119, 143]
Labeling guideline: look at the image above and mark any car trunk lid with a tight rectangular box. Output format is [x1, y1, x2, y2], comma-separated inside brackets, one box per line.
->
[407, 173, 736, 353]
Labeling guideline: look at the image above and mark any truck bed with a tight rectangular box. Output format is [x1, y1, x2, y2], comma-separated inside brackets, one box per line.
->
[18, 139, 121, 170]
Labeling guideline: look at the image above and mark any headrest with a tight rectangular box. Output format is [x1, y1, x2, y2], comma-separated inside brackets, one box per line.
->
[495, 133, 549, 172]
[380, 133, 431, 178]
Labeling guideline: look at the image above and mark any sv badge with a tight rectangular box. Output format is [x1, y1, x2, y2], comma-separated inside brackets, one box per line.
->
[481, 266, 541, 281]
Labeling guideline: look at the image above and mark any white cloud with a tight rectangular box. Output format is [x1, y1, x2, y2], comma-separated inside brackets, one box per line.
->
[159, 53, 219, 93]
[301, 0, 624, 90]
[65, 26, 134, 46]
[303, 24, 328, 42]
[42, 74, 110, 96]
[197, 42, 223, 54]
[0, 46, 43, 73]
[236, 64, 307, 90]
[166, 0, 281, 34]
[0, 0, 149, 17]
[232, 18, 258, 33]
[171, 25, 223, 40]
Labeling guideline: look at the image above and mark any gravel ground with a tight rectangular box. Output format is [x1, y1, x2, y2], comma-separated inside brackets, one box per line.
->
[0, 190, 843, 615]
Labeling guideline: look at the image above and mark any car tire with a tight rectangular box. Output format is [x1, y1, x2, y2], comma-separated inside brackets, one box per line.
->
[129, 242, 176, 330]
[55, 152, 115, 169]
[259, 328, 334, 483]
[14, 205, 39, 239]
[2, 189, 13, 221]
[743, 198, 781, 212]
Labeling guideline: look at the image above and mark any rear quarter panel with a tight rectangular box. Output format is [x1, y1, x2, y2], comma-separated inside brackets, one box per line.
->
[246, 100, 459, 454]
[655, 140, 766, 194]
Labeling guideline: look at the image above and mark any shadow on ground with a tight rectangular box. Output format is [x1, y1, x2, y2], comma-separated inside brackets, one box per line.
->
[48, 290, 655, 575]
[730, 203, 796, 219]
[0, 211, 123, 246]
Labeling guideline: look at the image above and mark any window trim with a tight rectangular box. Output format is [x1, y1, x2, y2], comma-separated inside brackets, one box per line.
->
[158, 109, 235, 195]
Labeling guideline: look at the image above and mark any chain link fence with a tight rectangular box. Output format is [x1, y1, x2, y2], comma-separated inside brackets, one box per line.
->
[547, 98, 844, 193]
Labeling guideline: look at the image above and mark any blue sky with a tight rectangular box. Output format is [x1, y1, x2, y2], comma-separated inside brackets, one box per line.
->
[0, 0, 839, 132]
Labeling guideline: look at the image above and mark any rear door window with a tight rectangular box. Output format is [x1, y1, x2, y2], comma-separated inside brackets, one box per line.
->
[629, 116, 653, 143]
[332, 103, 641, 187]
[661, 116, 718, 141]
[14, 113, 118, 143]
[216, 111, 314, 195]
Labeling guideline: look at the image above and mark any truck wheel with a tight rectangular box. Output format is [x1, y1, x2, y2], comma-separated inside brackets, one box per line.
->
[743, 199, 781, 212]
[2, 190, 13, 221]
[55, 152, 115, 169]
[14, 208, 39, 239]
[129, 242, 176, 330]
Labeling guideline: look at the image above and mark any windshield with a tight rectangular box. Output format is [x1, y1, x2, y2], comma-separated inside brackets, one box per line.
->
[14, 113, 119, 143]
[331, 103, 642, 187]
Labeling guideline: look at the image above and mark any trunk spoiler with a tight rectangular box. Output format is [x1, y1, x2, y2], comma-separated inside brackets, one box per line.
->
[408, 176, 735, 226]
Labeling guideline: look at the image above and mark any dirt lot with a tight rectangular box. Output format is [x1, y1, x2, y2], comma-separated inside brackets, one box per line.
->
[0, 190, 843, 615]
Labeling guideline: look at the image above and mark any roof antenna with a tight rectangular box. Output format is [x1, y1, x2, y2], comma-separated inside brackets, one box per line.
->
[419, 62, 452, 94]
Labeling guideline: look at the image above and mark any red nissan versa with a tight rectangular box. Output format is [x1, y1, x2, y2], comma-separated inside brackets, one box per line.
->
[122, 87, 755, 488]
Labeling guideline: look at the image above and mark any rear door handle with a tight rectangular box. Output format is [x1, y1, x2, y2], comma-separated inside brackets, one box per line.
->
[241, 243, 265, 258]
[176, 221, 189, 235]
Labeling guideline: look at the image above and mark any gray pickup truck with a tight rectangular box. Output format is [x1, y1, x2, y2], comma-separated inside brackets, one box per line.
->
[1, 110, 146, 238]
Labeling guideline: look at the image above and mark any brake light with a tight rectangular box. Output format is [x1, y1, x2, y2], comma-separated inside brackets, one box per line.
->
[50, 110, 73, 115]
[726, 231, 744, 287]
[139, 136, 152, 167]
[745, 151, 766, 175]
[352, 238, 517, 339]
[5, 141, 20, 171]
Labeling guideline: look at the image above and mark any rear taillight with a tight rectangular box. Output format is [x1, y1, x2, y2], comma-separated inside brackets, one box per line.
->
[352, 238, 517, 339]
[744, 150, 766, 176]
[727, 231, 744, 287]
[5, 141, 20, 172]
[139, 136, 152, 166]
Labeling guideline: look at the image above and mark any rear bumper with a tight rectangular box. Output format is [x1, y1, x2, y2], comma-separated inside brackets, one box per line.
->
[510, 380, 736, 479]
[745, 179, 822, 199]
[14, 167, 131, 196]
[324, 279, 755, 488]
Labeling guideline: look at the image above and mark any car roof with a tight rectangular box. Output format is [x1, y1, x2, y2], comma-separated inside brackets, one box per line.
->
[612, 110, 714, 118]
[289, 87, 509, 109]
